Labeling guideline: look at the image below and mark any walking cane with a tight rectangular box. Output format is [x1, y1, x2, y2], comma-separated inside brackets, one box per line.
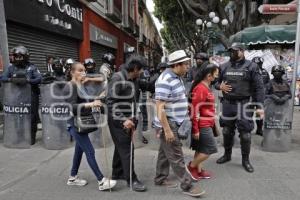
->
[129, 102, 136, 191]
[129, 123, 137, 191]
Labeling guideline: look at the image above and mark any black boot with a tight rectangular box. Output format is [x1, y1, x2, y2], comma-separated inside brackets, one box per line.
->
[217, 128, 234, 164]
[240, 133, 254, 173]
[242, 155, 254, 173]
[216, 150, 232, 164]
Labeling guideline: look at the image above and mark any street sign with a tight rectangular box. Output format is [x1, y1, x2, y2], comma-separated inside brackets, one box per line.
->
[258, 4, 297, 14]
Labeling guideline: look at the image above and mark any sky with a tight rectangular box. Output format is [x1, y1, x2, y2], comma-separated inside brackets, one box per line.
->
[146, 0, 164, 31]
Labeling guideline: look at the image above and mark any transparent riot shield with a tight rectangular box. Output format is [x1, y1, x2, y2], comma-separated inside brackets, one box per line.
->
[3, 82, 31, 148]
[84, 75, 111, 148]
[262, 98, 292, 152]
[40, 82, 71, 150]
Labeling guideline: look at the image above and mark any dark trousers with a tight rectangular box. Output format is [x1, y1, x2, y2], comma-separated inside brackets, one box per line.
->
[220, 100, 254, 158]
[154, 120, 192, 191]
[256, 119, 264, 134]
[68, 126, 104, 181]
[108, 115, 137, 183]
[140, 92, 148, 131]
[31, 92, 39, 145]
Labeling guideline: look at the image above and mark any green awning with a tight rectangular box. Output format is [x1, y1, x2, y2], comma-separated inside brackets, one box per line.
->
[229, 25, 296, 45]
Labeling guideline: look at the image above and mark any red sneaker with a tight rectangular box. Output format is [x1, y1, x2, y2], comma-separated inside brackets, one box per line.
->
[198, 169, 212, 179]
[186, 162, 201, 181]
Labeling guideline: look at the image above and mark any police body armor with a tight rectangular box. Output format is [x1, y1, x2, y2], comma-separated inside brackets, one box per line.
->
[223, 61, 252, 100]
[261, 69, 270, 85]
[99, 63, 113, 81]
[271, 80, 290, 98]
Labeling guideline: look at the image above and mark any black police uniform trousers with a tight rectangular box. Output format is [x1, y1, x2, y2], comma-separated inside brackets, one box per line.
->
[219, 99, 254, 159]
[31, 88, 40, 145]
[107, 113, 138, 183]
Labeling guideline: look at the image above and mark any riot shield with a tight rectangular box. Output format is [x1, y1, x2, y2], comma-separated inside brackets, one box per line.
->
[40, 83, 71, 150]
[84, 74, 106, 98]
[262, 98, 292, 152]
[3, 82, 32, 148]
[84, 75, 111, 148]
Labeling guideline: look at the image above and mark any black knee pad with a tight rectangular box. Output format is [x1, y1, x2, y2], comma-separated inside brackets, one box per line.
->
[240, 132, 251, 142]
[223, 127, 235, 137]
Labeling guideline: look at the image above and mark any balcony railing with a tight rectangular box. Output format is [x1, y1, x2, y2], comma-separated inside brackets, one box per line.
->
[123, 17, 135, 33]
[106, 0, 122, 23]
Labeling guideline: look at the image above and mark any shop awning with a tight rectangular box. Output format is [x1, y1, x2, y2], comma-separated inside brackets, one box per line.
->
[229, 25, 296, 45]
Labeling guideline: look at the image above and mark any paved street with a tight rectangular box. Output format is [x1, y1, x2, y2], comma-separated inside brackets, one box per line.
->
[0, 110, 300, 200]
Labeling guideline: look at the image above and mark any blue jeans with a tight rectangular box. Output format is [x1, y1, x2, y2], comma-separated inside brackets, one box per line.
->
[68, 126, 104, 181]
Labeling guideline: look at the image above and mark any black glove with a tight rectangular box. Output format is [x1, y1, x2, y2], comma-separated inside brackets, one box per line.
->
[270, 94, 282, 105]
[281, 95, 291, 102]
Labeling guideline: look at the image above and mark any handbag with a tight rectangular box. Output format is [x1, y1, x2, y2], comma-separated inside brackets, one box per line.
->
[177, 116, 192, 140]
[74, 114, 98, 134]
[212, 123, 220, 137]
[73, 85, 98, 134]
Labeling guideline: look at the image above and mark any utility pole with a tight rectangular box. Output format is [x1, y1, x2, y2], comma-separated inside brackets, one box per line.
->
[291, 0, 300, 124]
[0, 0, 9, 72]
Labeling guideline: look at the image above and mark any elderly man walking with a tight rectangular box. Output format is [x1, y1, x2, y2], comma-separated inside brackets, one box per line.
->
[154, 50, 205, 197]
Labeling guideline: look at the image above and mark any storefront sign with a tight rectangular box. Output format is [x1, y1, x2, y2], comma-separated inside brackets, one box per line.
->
[4, 0, 83, 40]
[90, 24, 118, 49]
[258, 4, 297, 14]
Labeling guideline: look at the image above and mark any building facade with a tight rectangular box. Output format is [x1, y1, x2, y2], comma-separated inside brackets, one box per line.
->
[1, 0, 162, 72]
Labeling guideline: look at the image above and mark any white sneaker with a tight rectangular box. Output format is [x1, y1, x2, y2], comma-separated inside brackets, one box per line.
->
[67, 176, 88, 186]
[98, 178, 117, 191]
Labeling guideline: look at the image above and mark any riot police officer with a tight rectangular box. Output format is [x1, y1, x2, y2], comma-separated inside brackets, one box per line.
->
[64, 58, 75, 79]
[83, 58, 105, 84]
[1, 45, 42, 145]
[52, 58, 66, 81]
[84, 58, 97, 74]
[215, 43, 265, 173]
[99, 53, 116, 81]
[265, 65, 291, 104]
[42, 58, 66, 83]
[188, 52, 209, 81]
[252, 57, 270, 136]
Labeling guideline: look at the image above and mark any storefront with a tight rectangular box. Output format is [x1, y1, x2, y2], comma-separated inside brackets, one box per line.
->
[4, 0, 83, 72]
[80, 6, 137, 68]
[89, 24, 117, 70]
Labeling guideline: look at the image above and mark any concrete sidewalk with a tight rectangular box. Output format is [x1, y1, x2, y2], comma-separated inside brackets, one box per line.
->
[0, 112, 300, 200]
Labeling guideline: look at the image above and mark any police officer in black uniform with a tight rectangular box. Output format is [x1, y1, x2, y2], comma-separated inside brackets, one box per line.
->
[265, 65, 291, 104]
[52, 58, 66, 81]
[187, 52, 209, 81]
[64, 58, 75, 78]
[252, 57, 270, 136]
[83, 58, 105, 82]
[1, 45, 42, 145]
[84, 58, 97, 74]
[99, 53, 116, 81]
[215, 43, 265, 173]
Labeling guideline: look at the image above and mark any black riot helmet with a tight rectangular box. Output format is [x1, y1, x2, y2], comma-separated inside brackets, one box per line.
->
[102, 53, 116, 65]
[64, 58, 75, 72]
[271, 65, 285, 75]
[12, 45, 29, 66]
[252, 57, 264, 65]
[52, 58, 64, 74]
[157, 62, 168, 72]
[83, 58, 96, 73]
[195, 52, 209, 61]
